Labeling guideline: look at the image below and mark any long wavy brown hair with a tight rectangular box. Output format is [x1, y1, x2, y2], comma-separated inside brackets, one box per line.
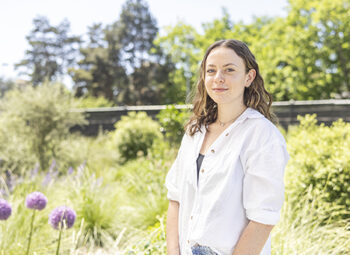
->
[184, 39, 278, 136]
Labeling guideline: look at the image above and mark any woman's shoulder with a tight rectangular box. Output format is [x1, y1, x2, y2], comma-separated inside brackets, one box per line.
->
[243, 109, 286, 146]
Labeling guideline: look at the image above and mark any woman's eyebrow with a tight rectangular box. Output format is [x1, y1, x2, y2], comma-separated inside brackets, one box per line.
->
[206, 63, 238, 67]
[223, 63, 238, 67]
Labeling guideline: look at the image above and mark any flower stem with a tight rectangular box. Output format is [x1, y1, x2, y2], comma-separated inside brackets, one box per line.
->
[25, 210, 36, 255]
[55, 227, 62, 255]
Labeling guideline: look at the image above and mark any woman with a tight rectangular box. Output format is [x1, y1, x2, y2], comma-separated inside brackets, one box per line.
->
[165, 39, 290, 255]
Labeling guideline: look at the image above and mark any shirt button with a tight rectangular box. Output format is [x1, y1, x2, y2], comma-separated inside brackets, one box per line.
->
[190, 215, 193, 220]
[201, 169, 205, 173]
[225, 133, 229, 136]
[211, 149, 215, 153]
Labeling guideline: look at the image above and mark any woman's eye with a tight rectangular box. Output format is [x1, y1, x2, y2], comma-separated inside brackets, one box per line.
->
[227, 68, 235, 72]
[206, 69, 215, 73]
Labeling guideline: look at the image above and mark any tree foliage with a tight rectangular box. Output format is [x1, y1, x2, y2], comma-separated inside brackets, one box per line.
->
[16, 16, 81, 86]
[154, 22, 201, 103]
[0, 83, 87, 172]
[69, 0, 175, 105]
[112, 0, 175, 105]
[0, 77, 16, 98]
[17, 0, 350, 104]
[155, 0, 350, 102]
[69, 23, 127, 101]
[116, 0, 158, 70]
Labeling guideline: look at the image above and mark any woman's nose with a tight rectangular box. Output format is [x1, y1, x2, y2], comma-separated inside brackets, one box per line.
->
[214, 70, 225, 83]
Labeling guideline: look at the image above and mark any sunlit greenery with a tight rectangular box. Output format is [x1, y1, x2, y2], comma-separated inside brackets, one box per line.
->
[0, 94, 349, 254]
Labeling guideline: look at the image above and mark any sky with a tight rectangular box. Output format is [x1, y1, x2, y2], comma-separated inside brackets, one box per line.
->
[0, 0, 289, 81]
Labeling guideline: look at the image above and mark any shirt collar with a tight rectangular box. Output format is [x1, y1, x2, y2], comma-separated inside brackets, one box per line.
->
[199, 107, 264, 133]
[243, 107, 265, 120]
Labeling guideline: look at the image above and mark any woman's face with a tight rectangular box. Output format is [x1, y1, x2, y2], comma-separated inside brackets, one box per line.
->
[204, 46, 255, 106]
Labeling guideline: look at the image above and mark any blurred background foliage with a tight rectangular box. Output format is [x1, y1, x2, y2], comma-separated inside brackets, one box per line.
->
[285, 114, 350, 222]
[156, 105, 191, 145]
[2, 0, 348, 106]
[109, 111, 163, 164]
[0, 83, 87, 174]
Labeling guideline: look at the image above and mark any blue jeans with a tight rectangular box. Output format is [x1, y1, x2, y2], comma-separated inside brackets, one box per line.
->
[191, 244, 218, 255]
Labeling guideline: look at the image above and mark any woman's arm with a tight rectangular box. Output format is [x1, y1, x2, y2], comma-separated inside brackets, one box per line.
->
[166, 200, 180, 255]
[232, 220, 274, 255]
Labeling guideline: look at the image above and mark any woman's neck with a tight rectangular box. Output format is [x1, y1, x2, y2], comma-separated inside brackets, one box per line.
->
[216, 103, 247, 126]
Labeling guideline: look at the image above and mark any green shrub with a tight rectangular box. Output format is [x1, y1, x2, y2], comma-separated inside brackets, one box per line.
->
[110, 111, 163, 164]
[0, 82, 87, 173]
[272, 187, 350, 255]
[55, 132, 119, 176]
[156, 105, 190, 145]
[113, 143, 176, 252]
[113, 156, 170, 230]
[64, 166, 120, 248]
[76, 95, 115, 108]
[123, 215, 167, 255]
[285, 114, 350, 222]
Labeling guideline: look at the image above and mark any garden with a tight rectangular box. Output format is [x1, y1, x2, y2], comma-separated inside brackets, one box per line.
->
[0, 84, 349, 254]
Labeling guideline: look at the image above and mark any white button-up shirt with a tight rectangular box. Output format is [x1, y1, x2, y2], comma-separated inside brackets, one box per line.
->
[165, 107, 290, 255]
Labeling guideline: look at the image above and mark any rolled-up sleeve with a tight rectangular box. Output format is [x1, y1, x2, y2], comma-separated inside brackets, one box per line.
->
[242, 140, 290, 225]
[165, 152, 181, 202]
[165, 135, 186, 202]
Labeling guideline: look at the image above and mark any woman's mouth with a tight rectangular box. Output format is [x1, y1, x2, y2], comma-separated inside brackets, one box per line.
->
[213, 88, 228, 92]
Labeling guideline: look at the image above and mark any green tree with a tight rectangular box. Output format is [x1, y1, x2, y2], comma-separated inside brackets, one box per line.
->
[305, 0, 350, 96]
[258, 0, 350, 100]
[198, 8, 234, 51]
[0, 77, 15, 98]
[0, 83, 87, 172]
[69, 23, 127, 101]
[70, 0, 175, 105]
[154, 22, 200, 103]
[159, 1, 350, 101]
[116, 0, 158, 70]
[112, 0, 175, 105]
[16, 16, 81, 85]
[116, 53, 175, 105]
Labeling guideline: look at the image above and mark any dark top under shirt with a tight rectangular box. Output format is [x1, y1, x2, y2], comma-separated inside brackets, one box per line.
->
[196, 153, 205, 183]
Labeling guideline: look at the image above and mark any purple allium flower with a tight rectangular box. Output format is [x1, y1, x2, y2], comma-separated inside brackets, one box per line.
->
[25, 192, 47, 210]
[0, 198, 12, 220]
[49, 206, 76, 230]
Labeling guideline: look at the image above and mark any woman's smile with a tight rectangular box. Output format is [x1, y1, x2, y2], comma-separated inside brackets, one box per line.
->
[213, 88, 228, 93]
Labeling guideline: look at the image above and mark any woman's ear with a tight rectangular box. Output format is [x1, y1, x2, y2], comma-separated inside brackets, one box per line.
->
[245, 69, 256, 87]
